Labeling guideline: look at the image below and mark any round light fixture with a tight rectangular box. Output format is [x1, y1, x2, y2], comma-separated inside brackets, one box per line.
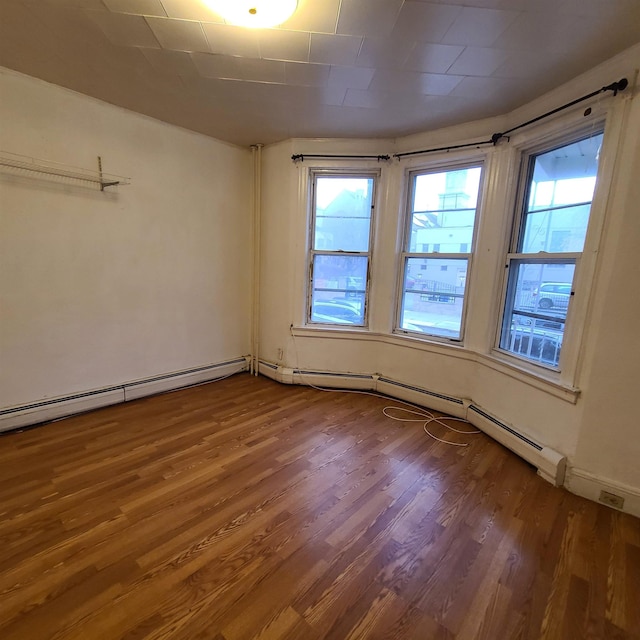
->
[208, 0, 298, 28]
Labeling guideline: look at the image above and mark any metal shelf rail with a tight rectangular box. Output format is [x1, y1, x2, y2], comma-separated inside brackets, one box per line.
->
[0, 151, 130, 191]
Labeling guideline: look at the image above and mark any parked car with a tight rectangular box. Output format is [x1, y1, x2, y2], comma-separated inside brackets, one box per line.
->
[533, 282, 572, 310]
[311, 301, 363, 324]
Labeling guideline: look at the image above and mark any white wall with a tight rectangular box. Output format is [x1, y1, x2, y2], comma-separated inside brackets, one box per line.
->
[258, 47, 640, 513]
[569, 93, 640, 498]
[0, 68, 252, 409]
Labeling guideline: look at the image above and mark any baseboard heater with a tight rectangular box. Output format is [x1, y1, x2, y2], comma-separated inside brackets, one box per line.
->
[258, 361, 566, 486]
[467, 404, 566, 486]
[377, 376, 466, 418]
[0, 357, 249, 433]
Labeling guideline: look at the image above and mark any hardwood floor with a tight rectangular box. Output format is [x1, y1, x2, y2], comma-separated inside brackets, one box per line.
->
[0, 373, 638, 640]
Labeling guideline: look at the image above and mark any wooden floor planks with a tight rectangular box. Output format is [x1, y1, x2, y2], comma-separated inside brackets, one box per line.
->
[0, 373, 638, 639]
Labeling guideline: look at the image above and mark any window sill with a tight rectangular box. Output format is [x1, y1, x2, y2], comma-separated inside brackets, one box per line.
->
[292, 326, 469, 357]
[291, 326, 580, 403]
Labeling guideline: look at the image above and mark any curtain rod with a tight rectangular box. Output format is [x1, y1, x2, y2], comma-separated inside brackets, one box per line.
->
[291, 154, 390, 162]
[394, 77, 628, 160]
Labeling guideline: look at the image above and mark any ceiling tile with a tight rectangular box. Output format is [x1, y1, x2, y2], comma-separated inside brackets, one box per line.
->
[356, 37, 415, 70]
[391, 2, 461, 43]
[328, 65, 375, 91]
[315, 85, 348, 106]
[309, 33, 362, 66]
[450, 75, 532, 106]
[270, 84, 347, 108]
[159, 0, 221, 22]
[491, 49, 561, 79]
[403, 43, 464, 73]
[281, 0, 341, 34]
[235, 57, 286, 83]
[181, 76, 257, 104]
[370, 69, 462, 96]
[496, 0, 639, 15]
[201, 23, 260, 58]
[146, 17, 210, 52]
[425, 0, 505, 6]
[491, 11, 601, 52]
[342, 89, 451, 112]
[343, 88, 387, 109]
[105, 43, 157, 77]
[259, 30, 310, 63]
[86, 10, 161, 48]
[337, 0, 404, 38]
[285, 61, 330, 86]
[6, 2, 105, 50]
[446, 46, 510, 76]
[190, 52, 240, 79]
[140, 48, 199, 76]
[102, 0, 167, 17]
[440, 7, 520, 47]
[41, 0, 107, 9]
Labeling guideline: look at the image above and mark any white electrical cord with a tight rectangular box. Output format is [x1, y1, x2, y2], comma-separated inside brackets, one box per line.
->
[289, 327, 480, 447]
[382, 405, 480, 447]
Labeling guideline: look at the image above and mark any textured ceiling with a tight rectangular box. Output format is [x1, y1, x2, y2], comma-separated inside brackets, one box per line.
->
[1, 0, 639, 147]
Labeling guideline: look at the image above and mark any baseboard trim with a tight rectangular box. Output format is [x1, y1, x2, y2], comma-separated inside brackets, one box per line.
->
[0, 388, 125, 433]
[566, 467, 640, 517]
[0, 357, 249, 433]
[124, 358, 248, 401]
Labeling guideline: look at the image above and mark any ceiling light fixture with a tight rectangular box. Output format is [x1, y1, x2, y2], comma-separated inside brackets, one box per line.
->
[208, 0, 298, 28]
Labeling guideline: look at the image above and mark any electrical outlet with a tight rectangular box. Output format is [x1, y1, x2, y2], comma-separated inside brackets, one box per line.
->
[599, 490, 624, 510]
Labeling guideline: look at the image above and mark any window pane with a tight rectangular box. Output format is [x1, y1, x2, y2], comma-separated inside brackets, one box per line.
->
[521, 204, 592, 253]
[310, 255, 367, 325]
[408, 167, 481, 252]
[399, 257, 468, 339]
[314, 176, 373, 251]
[500, 260, 575, 367]
[521, 133, 603, 253]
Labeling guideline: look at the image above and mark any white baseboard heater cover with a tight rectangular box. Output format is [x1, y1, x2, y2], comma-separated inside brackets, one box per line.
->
[467, 404, 566, 486]
[0, 357, 249, 433]
[376, 377, 467, 419]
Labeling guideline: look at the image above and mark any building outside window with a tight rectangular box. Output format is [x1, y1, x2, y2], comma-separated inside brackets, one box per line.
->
[307, 172, 376, 326]
[397, 163, 483, 340]
[498, 130, 604, 368]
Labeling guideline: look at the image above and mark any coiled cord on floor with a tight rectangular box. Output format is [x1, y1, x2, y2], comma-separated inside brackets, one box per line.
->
[288, 328, 480, 447]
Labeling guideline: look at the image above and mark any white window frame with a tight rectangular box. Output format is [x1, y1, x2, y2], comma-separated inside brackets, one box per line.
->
[494, 121, 608, 376]
[395, 159, 484, 343]
[306, 169, 378, 328]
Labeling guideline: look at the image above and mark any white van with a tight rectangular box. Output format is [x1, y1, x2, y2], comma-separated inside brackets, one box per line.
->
[534, 283, 572, 310]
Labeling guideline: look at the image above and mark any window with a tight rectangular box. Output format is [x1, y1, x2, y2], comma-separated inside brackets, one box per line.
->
[308, 172, 376, 326]
[397, 164, 482, 340]
[498, 130, 604, 369]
